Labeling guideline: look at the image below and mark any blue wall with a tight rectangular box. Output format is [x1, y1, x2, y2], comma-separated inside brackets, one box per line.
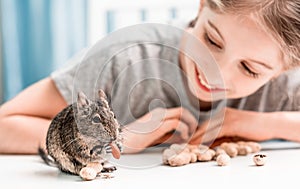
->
[1, 0, 87, 102]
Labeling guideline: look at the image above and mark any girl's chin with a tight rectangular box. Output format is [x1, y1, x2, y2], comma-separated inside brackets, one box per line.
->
[189, 84, 227, 102]
[191, 91, 214, 102]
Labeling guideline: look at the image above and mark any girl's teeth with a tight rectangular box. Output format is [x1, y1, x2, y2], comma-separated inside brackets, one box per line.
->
[198, 74, 216, 89]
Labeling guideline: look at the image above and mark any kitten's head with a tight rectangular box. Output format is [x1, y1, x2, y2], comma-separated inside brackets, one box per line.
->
[75, 90, 121, 157]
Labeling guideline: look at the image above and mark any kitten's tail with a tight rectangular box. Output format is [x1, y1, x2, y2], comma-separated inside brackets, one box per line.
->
[38, 147, 57, 167]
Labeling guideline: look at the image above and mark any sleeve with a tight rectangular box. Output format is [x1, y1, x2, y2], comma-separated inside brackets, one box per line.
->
[50, 44, 121, 104]
[288, 69, 300, 111]
[227, 69, 300, 112]
[264, 68, 300, 112]
[50, 48, 88, 104]
[292, 87, 300, 111]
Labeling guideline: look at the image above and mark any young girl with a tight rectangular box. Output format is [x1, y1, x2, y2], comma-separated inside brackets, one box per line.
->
[0, 0, 300, 154]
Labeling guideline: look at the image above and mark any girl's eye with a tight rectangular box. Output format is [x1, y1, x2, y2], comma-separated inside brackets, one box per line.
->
[92, 115, 101, 123]
[204, 32, 222, 49]
[241, 61, 260, 78]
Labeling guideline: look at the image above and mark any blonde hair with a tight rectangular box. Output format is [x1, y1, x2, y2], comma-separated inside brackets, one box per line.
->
[190, 0, 300, 70]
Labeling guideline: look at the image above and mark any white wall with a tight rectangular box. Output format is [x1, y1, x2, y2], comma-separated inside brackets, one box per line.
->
[87, 0, 199, 45]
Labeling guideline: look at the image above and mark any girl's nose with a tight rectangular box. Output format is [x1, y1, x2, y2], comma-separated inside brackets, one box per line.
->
[208, 57, 233, 88]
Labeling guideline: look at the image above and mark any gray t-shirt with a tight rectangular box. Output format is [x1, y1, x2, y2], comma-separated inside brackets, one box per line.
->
[51, 23, 300, 126]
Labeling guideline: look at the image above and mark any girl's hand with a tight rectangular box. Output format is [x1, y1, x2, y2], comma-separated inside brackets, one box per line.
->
[189, 107, 274, 146]
[122, 107, 198, 154]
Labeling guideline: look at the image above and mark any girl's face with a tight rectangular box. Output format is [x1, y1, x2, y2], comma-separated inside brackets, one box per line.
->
[180, 4, 284, 101]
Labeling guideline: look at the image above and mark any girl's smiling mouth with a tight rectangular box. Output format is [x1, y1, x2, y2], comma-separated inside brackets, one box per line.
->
[194, 65, 228, 93]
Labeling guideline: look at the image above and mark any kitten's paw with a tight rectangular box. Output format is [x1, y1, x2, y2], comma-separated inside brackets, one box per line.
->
[116, 141, 123, 153]
[101, 162, 117, 173]
[105, 145, 112, 153]
[105, 141, 122, 153]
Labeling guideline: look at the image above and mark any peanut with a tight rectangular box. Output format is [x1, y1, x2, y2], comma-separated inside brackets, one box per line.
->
[162, 143, 215, 166]
[246, 142, 261, 153]
[237, 144, 252, 156]
[190, 153, 198, 163]
[253, 154, 267, 166]
[216, 153, 231, 166]
[197, 149, 215, 162]
[162, 148, 177, 164]
[79, 167, 97, 181]
[170, 143, 188, 153]
[162, 141, 261, 167]
[220, 143, 238, 157]
[213, 148, 227, 160]
[168, 151, 192, 166]
[86, 162, 103, 173]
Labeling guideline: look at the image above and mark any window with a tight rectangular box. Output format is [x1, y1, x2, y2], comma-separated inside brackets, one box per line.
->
[87, 0, 198, 45]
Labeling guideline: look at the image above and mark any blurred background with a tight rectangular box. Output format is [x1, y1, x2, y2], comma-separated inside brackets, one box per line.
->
[0, 0, 198, 103]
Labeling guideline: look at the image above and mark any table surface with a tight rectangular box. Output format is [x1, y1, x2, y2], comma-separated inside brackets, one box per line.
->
[1, 140, 300, 189]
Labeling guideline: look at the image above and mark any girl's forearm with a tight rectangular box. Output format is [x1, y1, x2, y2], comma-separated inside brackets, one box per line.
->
[265, 111, 300, 142]
[0, 115, 50, 154]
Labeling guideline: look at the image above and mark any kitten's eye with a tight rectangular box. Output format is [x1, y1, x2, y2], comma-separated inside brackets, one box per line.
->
[92, 115, 101, 123]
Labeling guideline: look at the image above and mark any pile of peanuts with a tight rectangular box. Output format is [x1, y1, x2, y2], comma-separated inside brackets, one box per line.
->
[162, 141, 264, 167]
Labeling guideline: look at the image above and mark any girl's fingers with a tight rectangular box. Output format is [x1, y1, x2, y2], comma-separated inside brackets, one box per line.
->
[121, 119, 189, 153]
[151, 133, 185, 146]
[190, 118, 224, 145]
[157, 119, 189, 141]
[159, 107, 198, 135]
[122, 107, 199, 153]
[189, 126, 206, 145]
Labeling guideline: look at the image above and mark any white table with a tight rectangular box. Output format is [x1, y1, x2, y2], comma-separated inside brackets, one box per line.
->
[1, 140, 300, 189]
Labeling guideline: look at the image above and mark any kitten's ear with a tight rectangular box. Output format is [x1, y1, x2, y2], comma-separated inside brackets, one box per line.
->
[77, 91, 89, 108]
[98, 89, 107, 100]
[98, 89, 110, 108]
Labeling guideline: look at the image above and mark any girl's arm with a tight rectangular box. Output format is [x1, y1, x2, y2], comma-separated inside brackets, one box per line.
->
[0, 78, 198, 154]
[122, 107, 198, 154]
[0, 78, 67, 154]
[269, 111, 300, 142]
[190, 107, 300, 145]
